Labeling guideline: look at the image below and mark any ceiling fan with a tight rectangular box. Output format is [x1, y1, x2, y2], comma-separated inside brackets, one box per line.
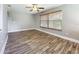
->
[25, 4, 44, 12]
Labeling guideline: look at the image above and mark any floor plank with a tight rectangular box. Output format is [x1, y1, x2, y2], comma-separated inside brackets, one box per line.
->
[4, 29, 79, 54]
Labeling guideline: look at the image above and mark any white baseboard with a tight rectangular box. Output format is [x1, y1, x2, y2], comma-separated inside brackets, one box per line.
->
[35, 28, 79, 44]
[8, 28, 35, 33]
[0, 36, 8, 54]
[8, 28, 79, 44]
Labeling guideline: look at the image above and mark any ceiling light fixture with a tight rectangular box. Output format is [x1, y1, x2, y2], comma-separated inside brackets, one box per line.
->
[26, 4, 44, 12]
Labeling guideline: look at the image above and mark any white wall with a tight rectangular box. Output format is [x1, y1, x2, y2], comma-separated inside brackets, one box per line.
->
[0, 4, 3, 52]
[0, 4, 8, 53]
[0, 4, 36, 53]
[8, 10, 36, 32]
[0, 5, 3, 30]
[34, 4, 79, 40]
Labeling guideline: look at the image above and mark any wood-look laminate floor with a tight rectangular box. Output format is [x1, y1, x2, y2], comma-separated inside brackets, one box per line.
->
[4, 29, 79, 54]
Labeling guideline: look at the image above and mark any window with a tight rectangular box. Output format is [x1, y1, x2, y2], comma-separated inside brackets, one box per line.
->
[40, 10, 63, 31]
[48, 11, 63, 30]
[40, 15, 48, 28]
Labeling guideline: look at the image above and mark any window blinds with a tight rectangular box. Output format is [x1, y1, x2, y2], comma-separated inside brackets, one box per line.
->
[40, 10, 63, 31]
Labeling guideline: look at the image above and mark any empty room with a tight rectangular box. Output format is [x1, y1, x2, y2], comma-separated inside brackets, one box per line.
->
[0, 4, 79, 54]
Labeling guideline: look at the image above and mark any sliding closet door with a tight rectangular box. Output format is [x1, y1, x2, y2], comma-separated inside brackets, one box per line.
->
[40, 15, 48, 28]
[48, 11, 63, 30]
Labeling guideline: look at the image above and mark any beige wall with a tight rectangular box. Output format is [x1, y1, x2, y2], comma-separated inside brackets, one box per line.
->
[34, 4, 79, 40]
